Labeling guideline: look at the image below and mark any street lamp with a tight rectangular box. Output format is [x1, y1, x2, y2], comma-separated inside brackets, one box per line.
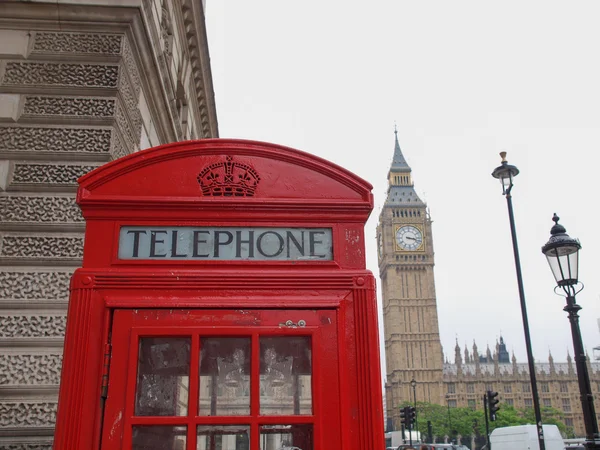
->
[445, 393, 451, 439]
[411, 378, 418, 434]
[542, 214, 600, 450]
[492, 152, 546, 450]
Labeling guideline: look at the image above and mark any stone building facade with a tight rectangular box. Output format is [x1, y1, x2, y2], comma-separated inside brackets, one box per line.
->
[0, 0, 218, 447]
[444, 338, 600, 437]
[379, 133, 600, 439]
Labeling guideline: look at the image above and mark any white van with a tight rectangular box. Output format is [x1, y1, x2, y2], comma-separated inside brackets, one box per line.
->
[489, 424, 565, 450]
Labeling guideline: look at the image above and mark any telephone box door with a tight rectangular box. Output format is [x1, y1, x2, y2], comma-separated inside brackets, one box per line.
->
[101, 309, 340, 450]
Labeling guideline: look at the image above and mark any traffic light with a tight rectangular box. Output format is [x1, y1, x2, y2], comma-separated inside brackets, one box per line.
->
[487, 390, 500, 421]
[408, 406, 416, 427]
[400, 406, 415, 428]
[400, 406, 408, 426]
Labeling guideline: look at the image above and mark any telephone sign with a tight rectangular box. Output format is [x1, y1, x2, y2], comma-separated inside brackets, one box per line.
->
[118, 226, 333, 260]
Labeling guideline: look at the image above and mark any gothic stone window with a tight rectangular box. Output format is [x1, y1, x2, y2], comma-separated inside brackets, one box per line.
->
[541, 382, 549, 393]
[565, 418, 574, 428]
[468, 399, 476, 410]
[447, 383, 456, 394]
[467, 383, 475, 394]
[543, 398, 552, 407]
[504, 384, 512, 393]
[562, 398, 571, 412]
[560, 382, 569, 393]
[448, 399, 457, 408]
[485, 383, 493, 392]
[505, 399, 514, 407]
[522, 383, 531, 393]
[524, 398, 533, 408]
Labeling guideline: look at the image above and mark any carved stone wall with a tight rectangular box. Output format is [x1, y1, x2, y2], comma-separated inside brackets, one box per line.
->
[0, 354, 62, 385]
[0, 127, 113, 155]
[0, 236, 84, 259]
[10, 163, 98, 187]
[0, 196, 82, 224]
[1, 444, 53, 450]
[0, 271, 72, 301]
[0, 402, 57, 427]
[2, 62, 120, 88]
[0, 1, 218, 446]
[23, 96, 116, 118]
[31, 32, 123, 55]
[0, 316, 67, 338]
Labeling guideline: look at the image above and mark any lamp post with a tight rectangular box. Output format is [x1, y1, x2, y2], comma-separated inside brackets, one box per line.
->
[411, 378, 418, 434]
[491, 152, 546, 450]
[445, 393, 451, 440]
[542, 214, 600, 450]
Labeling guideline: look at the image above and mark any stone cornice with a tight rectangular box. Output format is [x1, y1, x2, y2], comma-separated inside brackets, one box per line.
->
[129, 13, 177, 143]
[0, 2, 141, 31]
[181, 0, 219, 138]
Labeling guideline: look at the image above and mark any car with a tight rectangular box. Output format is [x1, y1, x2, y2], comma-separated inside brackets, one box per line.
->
[388, 444, 470, 450]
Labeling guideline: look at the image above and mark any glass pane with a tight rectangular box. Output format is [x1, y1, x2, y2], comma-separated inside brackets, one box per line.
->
[197, 425, 250, 450]
[260, 337, 312, 415]
[199, 337, 251, 416]
[259, 424, 312, 450]
[132, 425, 187, 450]
[135, 337, 190, 416]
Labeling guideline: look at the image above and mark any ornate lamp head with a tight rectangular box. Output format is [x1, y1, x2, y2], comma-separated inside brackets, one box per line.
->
[491, 151, 519, 195]
[541, 213, 582, 291]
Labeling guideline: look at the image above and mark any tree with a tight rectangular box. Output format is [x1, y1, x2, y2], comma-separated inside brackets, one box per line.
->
[520, 406, 571, 437]
[404, 401, 571, 444]
[402, 402, 485, 441]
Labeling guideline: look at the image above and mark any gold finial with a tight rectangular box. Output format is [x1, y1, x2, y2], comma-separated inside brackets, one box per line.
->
[499, 151, 507, 162]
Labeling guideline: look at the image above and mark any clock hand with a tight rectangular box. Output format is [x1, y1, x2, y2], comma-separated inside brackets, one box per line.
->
[405, 236, 416, 241]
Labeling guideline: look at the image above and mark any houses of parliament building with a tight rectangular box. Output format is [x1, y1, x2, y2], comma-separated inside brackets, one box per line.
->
[378, 131, 600, 437]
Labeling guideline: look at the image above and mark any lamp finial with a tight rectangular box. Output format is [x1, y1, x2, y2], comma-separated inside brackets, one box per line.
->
[499, 151, 507, 163]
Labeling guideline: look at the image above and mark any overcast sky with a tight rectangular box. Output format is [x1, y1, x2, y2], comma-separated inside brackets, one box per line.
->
[204, 1, 600, 372]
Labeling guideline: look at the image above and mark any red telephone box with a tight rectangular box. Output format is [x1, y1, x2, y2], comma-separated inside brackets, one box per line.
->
[53, 139, 384, 450]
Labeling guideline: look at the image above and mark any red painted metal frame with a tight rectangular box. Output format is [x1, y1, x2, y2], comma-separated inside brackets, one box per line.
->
[53, 139, 384, 450]
[102, 310, 336, 450]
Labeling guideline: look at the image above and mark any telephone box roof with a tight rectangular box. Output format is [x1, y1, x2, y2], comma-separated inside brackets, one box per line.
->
[77, 139, 374, 221]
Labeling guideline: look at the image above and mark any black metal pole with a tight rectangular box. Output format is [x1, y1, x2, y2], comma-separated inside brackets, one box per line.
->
[412, 382, 419, 436]
[565, 295, 600, 449]
[387, 383, 396, 431]
[505, 191, 546, 450]
[447, 397, 451, 441]
[484, 393, 491, 450]
[428, 420, 433, 444]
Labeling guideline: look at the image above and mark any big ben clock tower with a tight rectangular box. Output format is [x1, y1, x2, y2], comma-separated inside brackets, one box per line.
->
[378, 129, 444, 429]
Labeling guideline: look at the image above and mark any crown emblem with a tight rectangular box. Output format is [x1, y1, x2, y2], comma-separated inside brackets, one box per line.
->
[197, 155, 261, 197]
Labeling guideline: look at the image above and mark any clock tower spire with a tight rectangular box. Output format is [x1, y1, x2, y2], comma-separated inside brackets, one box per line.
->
[378, 130, 444, 430]
[386, 129, 425, 206]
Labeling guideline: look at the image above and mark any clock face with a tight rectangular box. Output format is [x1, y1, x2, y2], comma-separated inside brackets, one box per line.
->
[395, 225, 423, 251]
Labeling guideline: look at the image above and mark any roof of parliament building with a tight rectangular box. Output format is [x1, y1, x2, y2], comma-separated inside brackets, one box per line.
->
[442, 336, 600, 378]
